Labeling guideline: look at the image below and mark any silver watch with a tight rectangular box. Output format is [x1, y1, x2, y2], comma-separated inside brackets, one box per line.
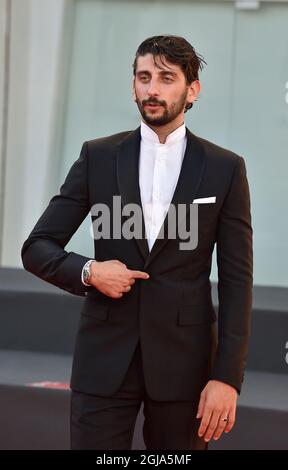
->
[82, 259, 94, 285]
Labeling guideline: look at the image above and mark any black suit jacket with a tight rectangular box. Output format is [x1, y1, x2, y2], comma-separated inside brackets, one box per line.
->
[21, 126, 253, 401]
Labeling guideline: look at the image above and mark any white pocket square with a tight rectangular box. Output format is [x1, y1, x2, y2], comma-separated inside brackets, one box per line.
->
[192, 196, 216, 204]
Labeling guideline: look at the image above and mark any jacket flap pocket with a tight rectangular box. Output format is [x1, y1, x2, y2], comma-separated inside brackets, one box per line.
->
[178, 305, 216, 325]
[81, 298, 109, 321]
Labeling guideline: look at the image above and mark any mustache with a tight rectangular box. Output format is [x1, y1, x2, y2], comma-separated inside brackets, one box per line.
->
[142, 99, 166, 107]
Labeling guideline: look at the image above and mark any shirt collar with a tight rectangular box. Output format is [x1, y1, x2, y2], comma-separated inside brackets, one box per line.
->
[140, 120, 186, 146]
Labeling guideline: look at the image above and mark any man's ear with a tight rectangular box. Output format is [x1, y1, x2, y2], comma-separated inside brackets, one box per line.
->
[132, 79, 137, 102]
[187, 80, 201, 106]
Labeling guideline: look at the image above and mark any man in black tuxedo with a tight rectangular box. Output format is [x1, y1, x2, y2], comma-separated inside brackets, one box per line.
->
[21, 35, 253, 450]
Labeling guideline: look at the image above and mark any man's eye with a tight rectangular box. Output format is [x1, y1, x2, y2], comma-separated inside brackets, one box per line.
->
[140, 76, 149, 82]
[163, 76, 173, 82]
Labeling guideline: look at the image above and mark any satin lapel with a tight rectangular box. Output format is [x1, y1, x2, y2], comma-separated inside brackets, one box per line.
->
[143, 128, 206, 269]
[116, 127, 150, 261]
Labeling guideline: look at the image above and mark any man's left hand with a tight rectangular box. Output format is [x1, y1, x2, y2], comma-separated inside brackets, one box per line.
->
[196, 380, 238, 442]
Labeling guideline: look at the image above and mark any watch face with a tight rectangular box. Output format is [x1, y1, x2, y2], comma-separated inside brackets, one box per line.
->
[84, 268, 89, 282]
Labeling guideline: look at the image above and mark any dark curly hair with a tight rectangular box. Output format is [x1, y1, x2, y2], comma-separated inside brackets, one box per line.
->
[133, 35, 206, 111]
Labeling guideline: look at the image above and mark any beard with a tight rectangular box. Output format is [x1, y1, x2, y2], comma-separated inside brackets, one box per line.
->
[135, 88, 189, 126]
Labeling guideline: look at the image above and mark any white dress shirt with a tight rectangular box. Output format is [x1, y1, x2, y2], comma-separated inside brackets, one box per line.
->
[139, 120, 187, 251]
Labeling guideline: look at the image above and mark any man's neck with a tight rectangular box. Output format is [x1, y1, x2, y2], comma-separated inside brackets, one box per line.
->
[143, 117, 185, 144]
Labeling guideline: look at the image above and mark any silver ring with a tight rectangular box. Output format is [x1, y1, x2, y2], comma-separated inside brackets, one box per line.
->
[221, 417, 229, 422]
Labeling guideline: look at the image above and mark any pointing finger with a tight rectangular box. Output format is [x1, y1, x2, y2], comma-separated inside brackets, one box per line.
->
[130, 270, 149, 280]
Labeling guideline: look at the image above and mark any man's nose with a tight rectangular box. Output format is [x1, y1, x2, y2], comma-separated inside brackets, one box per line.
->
[147, 80, 160, 96]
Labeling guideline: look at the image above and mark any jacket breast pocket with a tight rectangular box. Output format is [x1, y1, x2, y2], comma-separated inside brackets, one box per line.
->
[80, 297, 109, 321]
[177, 304, 216, 326]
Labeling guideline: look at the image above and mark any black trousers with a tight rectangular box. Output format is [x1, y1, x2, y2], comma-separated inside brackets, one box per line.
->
[70, 341, 207, 450]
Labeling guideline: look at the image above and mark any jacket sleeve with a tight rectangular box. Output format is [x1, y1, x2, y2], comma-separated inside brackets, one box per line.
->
[21, 141, 93, 297]
[210, 156, 253, 394]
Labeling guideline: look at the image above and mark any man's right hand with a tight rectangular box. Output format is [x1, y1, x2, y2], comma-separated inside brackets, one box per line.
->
[88, 260, 149, 299]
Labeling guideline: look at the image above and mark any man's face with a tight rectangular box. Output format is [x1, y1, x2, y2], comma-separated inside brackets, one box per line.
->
[133, 53, 197, 126]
